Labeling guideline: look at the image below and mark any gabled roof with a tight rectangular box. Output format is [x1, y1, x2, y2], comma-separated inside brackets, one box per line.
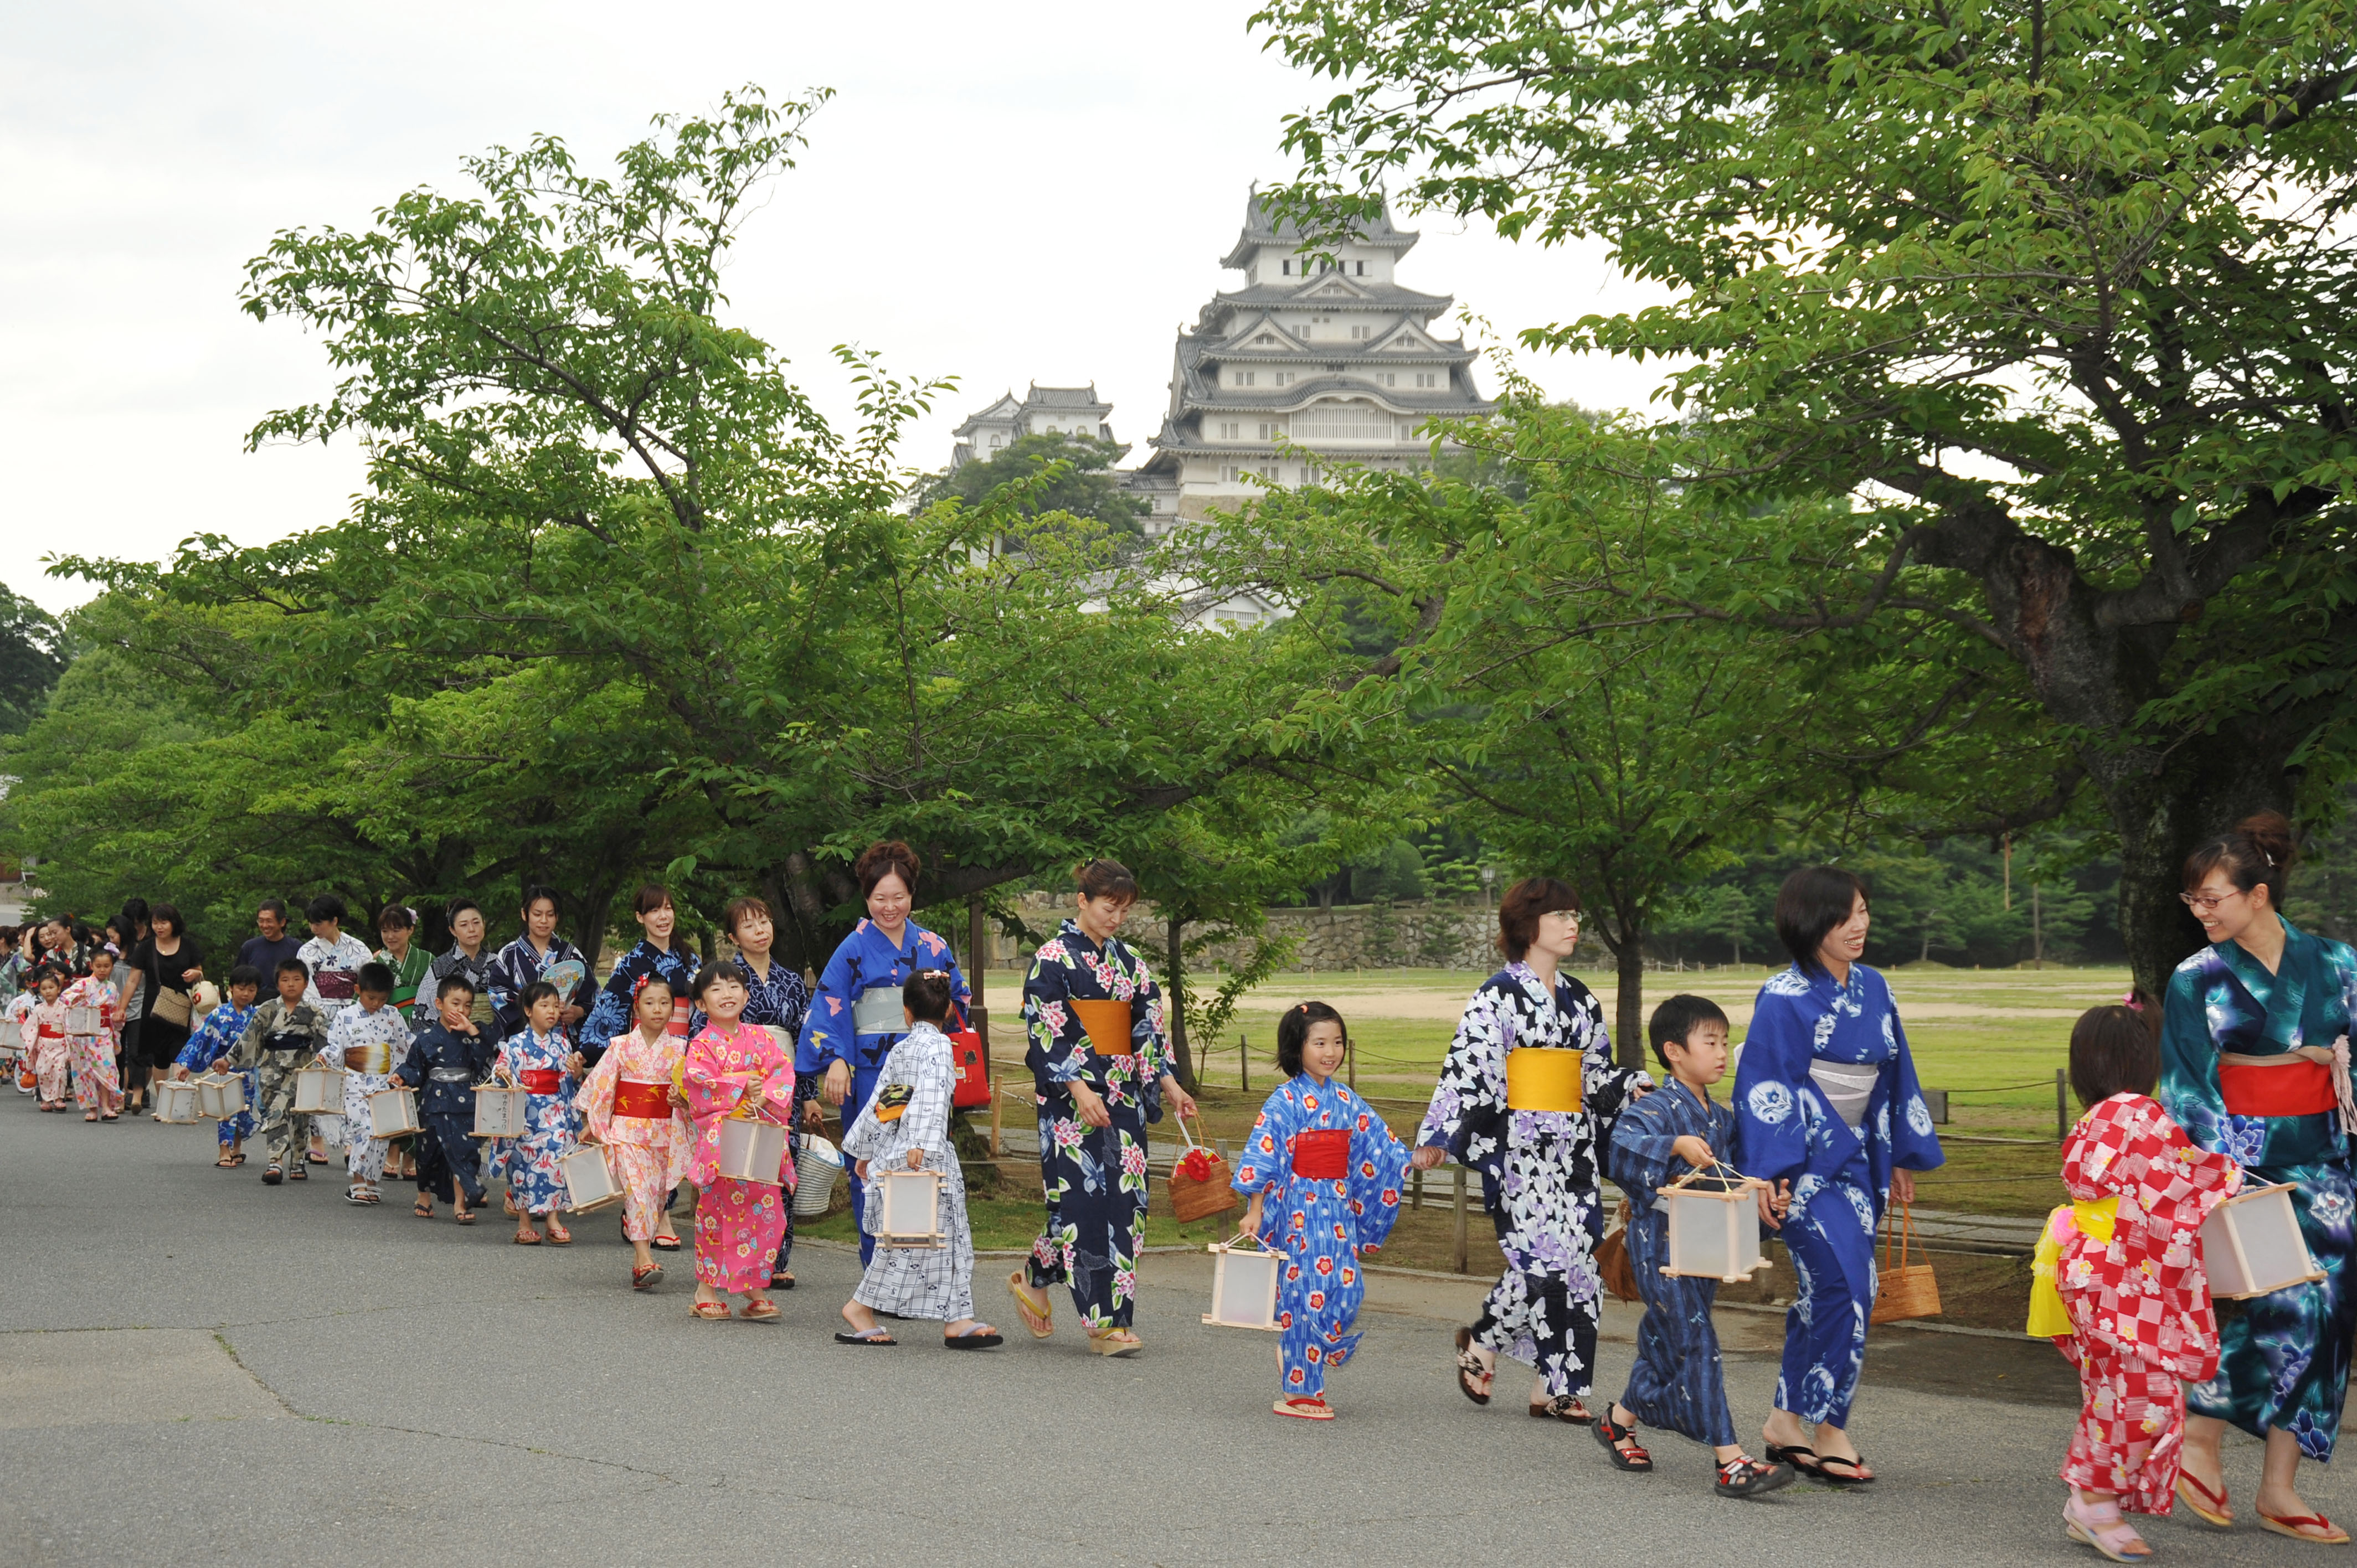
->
[1024, 383, 1109, 412]
[1220, 189, 1418, 269]
[951, 391, 1023, 438]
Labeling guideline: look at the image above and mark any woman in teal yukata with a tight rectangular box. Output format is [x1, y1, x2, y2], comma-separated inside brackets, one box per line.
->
[1006, 859, 1197, 1356]
[2160, 812, 2357, 1545]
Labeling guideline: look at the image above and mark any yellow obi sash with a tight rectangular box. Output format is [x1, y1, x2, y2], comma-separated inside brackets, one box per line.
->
[1505, 1048, 1582, 1113]
[351, 1040, 395, 1075]
[2026, 1195, 2117, 1338]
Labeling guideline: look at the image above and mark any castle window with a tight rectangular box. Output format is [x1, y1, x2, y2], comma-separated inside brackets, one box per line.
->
[1258, 421, 1277, 439]
[1275, 371, 1294, 386]
[1356, 260, 1366, 275]
[1352, 325, 1372, 340]
[1255, 333, 1275, 345]
[1219, 422, 1241, 439]
[1231, 370, 1257, 387]
[1415, 372, 1439, 388]
[1282, 259, 1292, 275]
[1378, 372, 1397, 387]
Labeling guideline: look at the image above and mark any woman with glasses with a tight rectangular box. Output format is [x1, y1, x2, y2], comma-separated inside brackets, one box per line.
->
[1412, 876, 1653, 1423]
[1732, 866, 1943, 1486]
[2160, 812, 2357, 1544]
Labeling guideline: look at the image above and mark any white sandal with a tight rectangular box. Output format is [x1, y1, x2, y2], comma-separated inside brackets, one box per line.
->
[2065, 1497, 2152, 1561]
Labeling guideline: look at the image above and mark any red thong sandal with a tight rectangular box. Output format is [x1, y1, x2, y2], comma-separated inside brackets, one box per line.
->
[2260, 1509, 2352, 1545]
[2174, 1468, 2232, 1527]
[1274, 1396, 1335, 1421]
[631, 1263, 663, 1291]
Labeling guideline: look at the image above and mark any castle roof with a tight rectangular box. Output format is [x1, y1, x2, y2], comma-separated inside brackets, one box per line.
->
[1219, 190, 1419, 270]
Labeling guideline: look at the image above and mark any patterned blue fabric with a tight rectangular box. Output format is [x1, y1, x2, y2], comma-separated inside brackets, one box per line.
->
[2160, 918, 2357, 1459]
[577, 938, 698, 1068]
[486, 935, 596, 1039]
[1609, 1079, 1741, 1446]
[1733, 962, 1943, 1427]
[176, 1001, 258, 1148]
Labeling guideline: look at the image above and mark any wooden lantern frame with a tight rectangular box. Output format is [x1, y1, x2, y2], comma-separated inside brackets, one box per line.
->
[366, 1085, 422, 1141]
[194, 1072, 246, 1121]
[290, 1065, 345, 1115]
[1203, 1234, 1285, 1331]
[2202, 1181, 2327, 1300]
[560, 1142, 625, 1214]
[471, 1084, 530, 1140]
[153, 1078, 204, 1124]
[875, 1168, 947, 1250]
[716, 1116, 789, 1187]
[1657, 1164, 1773, 1283]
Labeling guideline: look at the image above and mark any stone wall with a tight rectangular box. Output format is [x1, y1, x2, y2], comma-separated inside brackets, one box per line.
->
[996, 891, 1494, 973]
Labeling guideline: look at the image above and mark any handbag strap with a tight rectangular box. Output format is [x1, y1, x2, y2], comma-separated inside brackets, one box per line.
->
[1882, 1193, 1923, 1268]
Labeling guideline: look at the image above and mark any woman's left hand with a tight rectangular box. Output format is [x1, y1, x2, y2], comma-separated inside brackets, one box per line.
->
[1891, 1168, 1916, 1205]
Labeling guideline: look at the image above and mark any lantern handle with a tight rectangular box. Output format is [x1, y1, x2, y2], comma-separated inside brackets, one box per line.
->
[1663, 1159, 1756, 1193]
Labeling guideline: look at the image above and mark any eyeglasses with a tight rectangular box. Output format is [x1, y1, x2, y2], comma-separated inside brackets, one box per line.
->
[2179, 890, 2245, 913]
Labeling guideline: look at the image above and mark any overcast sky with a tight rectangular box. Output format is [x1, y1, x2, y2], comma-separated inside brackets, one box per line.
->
[1, 0, 1673, 615]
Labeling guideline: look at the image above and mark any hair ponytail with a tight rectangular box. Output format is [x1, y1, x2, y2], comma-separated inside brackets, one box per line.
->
[2184, 809, 2298, 911]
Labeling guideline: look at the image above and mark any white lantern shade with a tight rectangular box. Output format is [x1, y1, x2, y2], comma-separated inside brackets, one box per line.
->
[367, 1086, 422, 1141]
[1659, 1177, 1772, 1282]
[194, 1072, 246, 1121]
[153, 1079, 204, 1124]
[291, 1066, 346, 1115]
[2202, 1182, 2325, 1299]
[716, 1116, 789, 1185]
[64, 1005, 100, 1036]
[561, 1144, 624, 1213]
[876, 1169, 946, 1249]
[1203, 1239, 1284, 1330]
[471, 1085, 530, 1139]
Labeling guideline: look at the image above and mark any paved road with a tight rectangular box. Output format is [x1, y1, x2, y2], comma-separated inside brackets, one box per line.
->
[0, 1106, 2341, 1567]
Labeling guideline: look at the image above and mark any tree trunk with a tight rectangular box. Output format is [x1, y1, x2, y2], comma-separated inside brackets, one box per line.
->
[1613, 933, 1645, 1071]
[1165, 914, 1197, 1091]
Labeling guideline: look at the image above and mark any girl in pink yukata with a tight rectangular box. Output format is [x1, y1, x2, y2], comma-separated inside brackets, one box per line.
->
[22, 969, 72, 1110]
[1233, 1002, 1409, 1420]
[574, 974, 690, 1290]
[678, 965, 795, 1322]
[61, 951, 124, 1121]
[494, 983, 586, 1245]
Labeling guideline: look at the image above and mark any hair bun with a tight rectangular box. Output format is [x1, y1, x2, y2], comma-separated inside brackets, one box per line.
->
[2237, 811, 2297, 873]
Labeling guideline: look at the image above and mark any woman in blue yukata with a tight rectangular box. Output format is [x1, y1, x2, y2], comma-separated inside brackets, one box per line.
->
[1733, 865, 1943, 1486]
[2160, 812, 2357, 1545]
[797, 842, 968, 1266]
[1414, 876, 1653, 1423]
[1006, 858, 1197, 1356]
[578, 884, 700, 1069]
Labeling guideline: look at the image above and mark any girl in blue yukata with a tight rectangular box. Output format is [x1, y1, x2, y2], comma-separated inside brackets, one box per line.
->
[1734, 866, 1944, 1487]
[1233, 1002, 1408, 1420]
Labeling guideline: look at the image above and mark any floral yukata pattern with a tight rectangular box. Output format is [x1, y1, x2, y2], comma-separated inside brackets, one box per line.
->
[1233, 1075, 1407, 1398]
[1419, 963, 1651, 1400]
[1021, 919, 1170, 1332]
[1733, 961, 1943, 1428]
[490, 1027, 582, 1216]
[2053, 1092, 2241, 1513]
[680, 1023, 794, 1293]
[2159, 919, 2357, 1461]
[176, 1002, 258, 1147]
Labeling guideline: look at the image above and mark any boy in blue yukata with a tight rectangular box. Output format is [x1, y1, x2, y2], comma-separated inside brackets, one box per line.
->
[1600, 994, 1795, 1498]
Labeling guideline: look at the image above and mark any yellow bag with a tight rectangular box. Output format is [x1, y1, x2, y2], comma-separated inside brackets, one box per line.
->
[2026, 1196, 2116, 1338]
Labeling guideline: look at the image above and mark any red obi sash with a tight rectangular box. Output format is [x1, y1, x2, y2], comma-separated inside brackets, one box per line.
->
[611, 1079, 669, 1119]
[1293, 1127, 1350, 1180]
[518, 1069, 564, 1096]
[35, 1025, 64, 1040]
[2220, 1059, 2338, 1117]
[313, 969, 356, 1001]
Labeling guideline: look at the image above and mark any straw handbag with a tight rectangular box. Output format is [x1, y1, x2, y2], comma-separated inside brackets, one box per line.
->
[1870, 1195, 1942, 1323]
[1596, 1199, 1641, 1302]
[1167, 1117, 1238, 1223]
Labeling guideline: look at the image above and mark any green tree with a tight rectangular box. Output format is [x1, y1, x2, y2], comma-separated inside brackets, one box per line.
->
[920, 432, 1149, 541]
[1254, 0, 2357, 996]
[0, 582, 65, 736]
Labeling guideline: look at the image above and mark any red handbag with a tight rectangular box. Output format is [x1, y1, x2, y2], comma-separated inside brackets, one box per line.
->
[949, 1006, 990, 1110]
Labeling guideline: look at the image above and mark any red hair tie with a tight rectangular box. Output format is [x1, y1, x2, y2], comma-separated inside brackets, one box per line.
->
[2121, 989, 2143, 1014]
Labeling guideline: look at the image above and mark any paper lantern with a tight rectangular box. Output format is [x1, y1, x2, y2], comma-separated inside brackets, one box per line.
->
[1658, 1169, 1773, 1283]
[471, 1085, 529, 1139]
[2203, 1181, 2326, 1300]
[63, 1005, 101, 1037]
[367, 1086, 422, 1141]
[875, 1169, 946, 1250]
[291, 1066, 346, 1115]
[194, 1072, 246, 1121]
[153, 1078, 204, 1124]
[1202, 1236, 1284, 1331]
[560, 1143, 624, 1214]
[716, 1116, 789, 1186]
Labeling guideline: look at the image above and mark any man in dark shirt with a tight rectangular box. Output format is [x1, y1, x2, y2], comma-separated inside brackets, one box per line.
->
[236, 900, 303, 980]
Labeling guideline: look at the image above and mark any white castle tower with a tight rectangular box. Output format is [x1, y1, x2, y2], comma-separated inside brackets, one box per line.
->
[1130, 190, 1497, 533]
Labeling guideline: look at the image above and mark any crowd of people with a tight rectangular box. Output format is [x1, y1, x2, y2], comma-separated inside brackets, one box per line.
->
[2, 815, 2351, 1552]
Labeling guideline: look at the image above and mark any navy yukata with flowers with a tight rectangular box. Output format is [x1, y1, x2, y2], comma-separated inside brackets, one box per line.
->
[1022, 918, 1170, 1332]
[578, 938, 699, 1070]
[1233, 1075, 1408, 1399]
[1418, 964, 1652, 1400]
[1733, 962, 1943, 1429]
[2159, 919, 2357, 1460]
[1608, 1079, 1743, 1446]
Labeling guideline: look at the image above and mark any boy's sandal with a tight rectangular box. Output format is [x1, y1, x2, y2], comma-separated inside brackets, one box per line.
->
[632, 1263, 663, 1290]
[738, 1297, 780, 1322]
[691, 1301, 734, 1321]
[454, 1208, 476, 1225]
[1453, 1325, 1494, 1405]
[1531, 1395, 1592, 1425]
[305, 1150, 327, 1164]
[833, 1328, 896, 1344]
[1591, 1412, 1653, 1472]
[261, 1165, 284, 1185]
[512, 1227, 542, 1245]
[346, 1186, 378, 1205]
[944, 1325, 1003, 1349]
[1086, 1329, 1143, 1356]
[1716, 1456, 1795, 1498]
[1274, 1396, 1335, 1420]
[1007, 1271, 1053, 1339]
[2065, 1497, 2154, 1562]
[650, 1234, 682, 1252]
[2261, 1510, 2353, 1545]
[1814, 1453, 1873, 1485]
[287, 1165, 307, 1181]
[2174, 1469, 2232, 1526]
[217, 1154, 241, 1168]
[543, 1219, 572, 1246]
[769, 1270, 796, 1290]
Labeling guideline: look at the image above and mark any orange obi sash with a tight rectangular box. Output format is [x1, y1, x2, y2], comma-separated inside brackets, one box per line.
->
[1505, 1048, 1582, 1113]
[1293, 1127, 1349, 1179]
[611, 1079, 670, 1120]
[2220, 1056, 2338, 1118]
[518, 1069, 564, 1096]
[1070, 997, 1136, 1056]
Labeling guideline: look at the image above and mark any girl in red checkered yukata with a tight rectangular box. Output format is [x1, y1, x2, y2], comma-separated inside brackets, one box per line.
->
[2037, 999, 2242, 1561]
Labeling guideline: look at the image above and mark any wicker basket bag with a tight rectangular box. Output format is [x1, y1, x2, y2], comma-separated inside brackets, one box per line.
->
[1870, 1194, 1942, 1324]
[1168, 1116, 1238, 1224]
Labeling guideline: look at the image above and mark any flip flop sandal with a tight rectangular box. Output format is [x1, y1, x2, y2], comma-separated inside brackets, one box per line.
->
[513, 1229, 543, 1245]
[1765, 1442, 1824, 1478]
[543, 1222, 573, 1246]
[944, 1327, 1003, 1349]
[414, 1198, 435, 1218]
[1814, 1454, 1873, 1486]
[738, 1298, 781, 1322]
[100, 1113, 118, 1121]
[1716, 1456, 1795, 1498]
[631, 1263, 663, 1290]
[834, 1329, 897, 1344]
[1007, 1271, 1053, 1339]
[305, 1151, 328, 1164]
[2174, 1470, 2232, 1527]
[454, 1210, 476, 1225]
[769, 1271, 796, 1290]
[228, 1152, 246, 1166]
[690, 1301, 733, 1321]
[218, 1155, 242, 1169]
[1531, 1395, 1592, 1425]
[651, 1235, 682, 1252]
[1592, 1412, 1653, 1472]
[504, 1194, 520, 1217]
[1275, 1397, 1335, 1420]
[1453, 1324, 1494, 1405]
[2261, 1510, 2353, 1545]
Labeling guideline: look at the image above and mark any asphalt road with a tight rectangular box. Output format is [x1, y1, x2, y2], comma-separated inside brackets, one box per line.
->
[1, 1104, 2345, 1567]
